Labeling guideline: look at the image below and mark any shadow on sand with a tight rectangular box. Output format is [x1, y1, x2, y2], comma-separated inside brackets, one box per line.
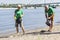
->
[26, 30, 60, 35]
[0, 36, 9, 38]
[0, 30, 60, 38]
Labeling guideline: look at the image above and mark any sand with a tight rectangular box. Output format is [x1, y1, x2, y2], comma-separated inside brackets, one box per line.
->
[0, 25, 60, 40]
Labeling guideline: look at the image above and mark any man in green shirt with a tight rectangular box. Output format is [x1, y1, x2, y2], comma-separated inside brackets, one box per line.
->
[14, 5, 25, 34]
[45, 5, 54, 32]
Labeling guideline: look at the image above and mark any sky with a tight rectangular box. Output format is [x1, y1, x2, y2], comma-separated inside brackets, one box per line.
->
[0, 0, 60, 4]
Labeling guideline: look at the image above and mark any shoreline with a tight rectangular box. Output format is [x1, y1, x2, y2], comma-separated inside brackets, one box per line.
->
[0, 25, 60, 40]
[0, 24, 60, 36]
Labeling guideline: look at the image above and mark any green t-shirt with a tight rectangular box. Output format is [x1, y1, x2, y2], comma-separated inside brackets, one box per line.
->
[15, 9, 23, 19]
[45, 7, 54, 16]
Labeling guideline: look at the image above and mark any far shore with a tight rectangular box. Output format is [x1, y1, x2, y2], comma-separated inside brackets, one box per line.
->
[0, 8, 17, 9]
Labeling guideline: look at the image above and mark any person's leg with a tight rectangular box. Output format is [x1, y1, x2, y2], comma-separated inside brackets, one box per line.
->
[50, 20, 53, 31]
[15, 23, 19, 33]
[20, 21, 25, 34]
[48, 18, 53, 32]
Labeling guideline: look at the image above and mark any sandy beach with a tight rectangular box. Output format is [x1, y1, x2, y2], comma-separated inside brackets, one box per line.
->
[0, 25, 60, 40]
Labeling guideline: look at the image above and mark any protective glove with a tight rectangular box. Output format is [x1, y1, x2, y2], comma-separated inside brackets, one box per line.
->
[20, 15, 23, 18]
[14, 16, 16, 20]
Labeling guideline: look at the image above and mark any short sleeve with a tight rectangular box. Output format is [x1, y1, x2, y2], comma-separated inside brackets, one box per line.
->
[21, 9, 23, 15]
[50, 7, 54, 13]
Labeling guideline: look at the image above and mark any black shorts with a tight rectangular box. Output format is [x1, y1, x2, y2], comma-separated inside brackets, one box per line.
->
[15, 18, 22, 27]
[16, 18, 22, 24]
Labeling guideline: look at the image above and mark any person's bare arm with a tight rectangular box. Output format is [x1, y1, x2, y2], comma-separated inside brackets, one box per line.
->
[14, 10, 16, 20]
[45, 13, 48, 19]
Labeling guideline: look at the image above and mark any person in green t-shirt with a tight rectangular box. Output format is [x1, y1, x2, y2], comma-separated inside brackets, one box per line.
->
[14, 5, 25, 34]
[45, 5, 54, 32]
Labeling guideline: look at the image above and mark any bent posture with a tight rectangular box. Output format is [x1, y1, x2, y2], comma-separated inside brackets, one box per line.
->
[45, 5, 54, 32]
